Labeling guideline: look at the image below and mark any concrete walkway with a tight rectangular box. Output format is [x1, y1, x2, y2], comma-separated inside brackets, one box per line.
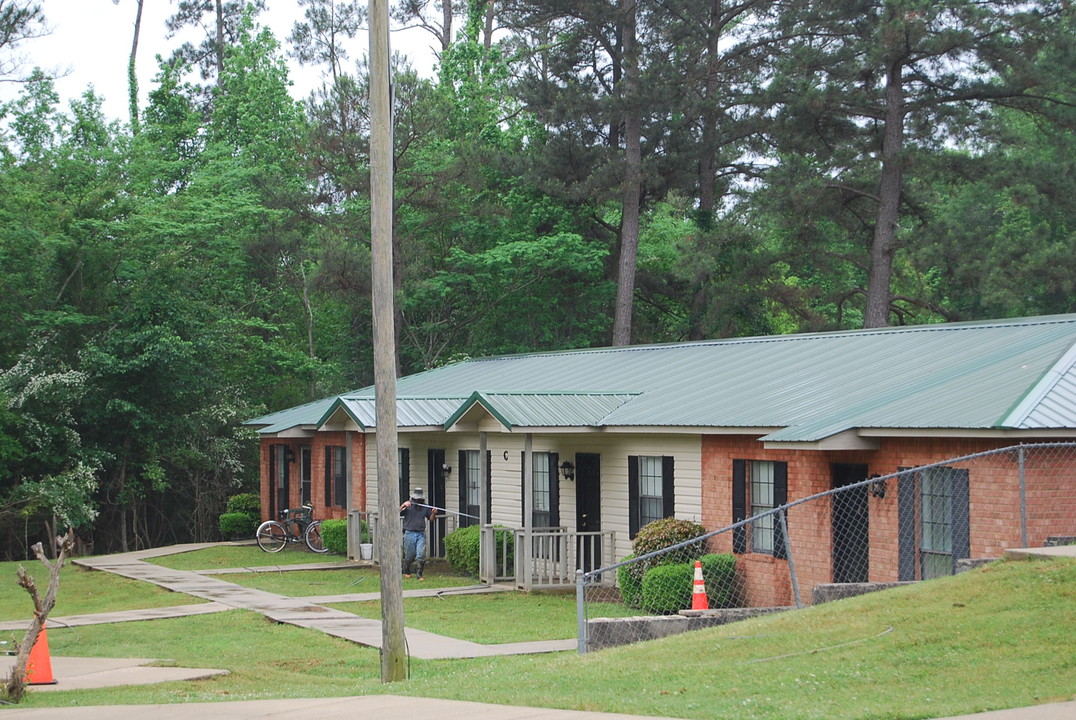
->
[70, 544, 576, 659]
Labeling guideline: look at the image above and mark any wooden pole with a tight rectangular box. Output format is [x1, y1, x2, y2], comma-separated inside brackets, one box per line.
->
[369, 0, 406, 682]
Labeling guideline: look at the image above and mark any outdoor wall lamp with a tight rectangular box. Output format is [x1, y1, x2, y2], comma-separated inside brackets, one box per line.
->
[868, 473, 886, 499]
[441, 463, 452, 475]
[559, 460, 575, 481]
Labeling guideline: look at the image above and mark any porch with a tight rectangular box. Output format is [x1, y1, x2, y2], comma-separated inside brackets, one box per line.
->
[349, 511, 615, 590]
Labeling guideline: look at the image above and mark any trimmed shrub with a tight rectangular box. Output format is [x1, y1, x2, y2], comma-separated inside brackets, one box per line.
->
[226, 493, 261, 516]
[220, 493, 261, 540]
[700, 553, 739, 608]
[219, 512, 259, 540]
[633, 554, 740, 614]
[444, 525, 514, 578]
[632, 517, 706, 564]
[640, 562, 693, 614]
[320, 518, 347, 555]
[618, 517, 707, 609]
[617, 554, 643, 607]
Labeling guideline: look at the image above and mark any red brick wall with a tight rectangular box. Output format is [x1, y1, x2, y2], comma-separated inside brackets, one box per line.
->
[258, 432, 368, 522]
[701, 435, 1076, 607]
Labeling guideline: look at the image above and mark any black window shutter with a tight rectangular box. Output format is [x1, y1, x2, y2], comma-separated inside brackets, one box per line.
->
[772, 461, 788, 559]
[662, 456, 675, 518]
[519, 451, 526, 526]
[458, 450, 469, 527]
[897, 468, 916, 581]
[399, 448, 410, 505]
[325, 447, 332, 506]
[628, 455, 640, 539]
[334, 447, 346, 507]
[549, 452, 560, 528]
[951, 467, 971, 572]
[732, 459, 747, 553]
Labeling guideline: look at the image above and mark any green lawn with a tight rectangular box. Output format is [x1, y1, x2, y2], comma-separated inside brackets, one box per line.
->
[4, 557, 1075, 720]
[147, 544, 347, 571]
[326, 591, 636, 644]
[210, 561, 477, 596]
[0, 561, 206, 621]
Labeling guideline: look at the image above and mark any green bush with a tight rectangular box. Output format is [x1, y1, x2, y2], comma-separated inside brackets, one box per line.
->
[444, 524, 514, 578]
[640, 562, 693, 614]
[617, 554, 643, 607]
[219, 512, 259, 540]
[618, 518, 707, 609]
[633, 554, 740, 614]
[220, 493, 261, 540]
[320, 518, 347, 555]
[226, 493, 261, 516]
[632, 517, 706, 564]
[700, 553, 739, 608]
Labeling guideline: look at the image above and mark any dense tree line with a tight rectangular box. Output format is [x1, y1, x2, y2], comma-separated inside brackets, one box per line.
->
[0, 0, 1073, 558]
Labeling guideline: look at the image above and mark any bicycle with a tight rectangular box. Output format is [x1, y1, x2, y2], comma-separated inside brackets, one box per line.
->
[255, 504, 328, 553]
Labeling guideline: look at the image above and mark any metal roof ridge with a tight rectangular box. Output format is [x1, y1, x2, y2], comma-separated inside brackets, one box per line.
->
[464, 313, 1076, 363]
[473, 390, 641, 397]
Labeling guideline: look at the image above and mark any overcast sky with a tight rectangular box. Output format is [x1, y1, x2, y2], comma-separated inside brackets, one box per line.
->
[1, 0, 437, 122]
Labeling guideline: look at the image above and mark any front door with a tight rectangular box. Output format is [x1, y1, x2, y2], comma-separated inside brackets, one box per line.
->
[428, 449, 448, 557]
[831, 463, 869, 583]
[272, 445, 290, 520]
[575, 452, 601, 572]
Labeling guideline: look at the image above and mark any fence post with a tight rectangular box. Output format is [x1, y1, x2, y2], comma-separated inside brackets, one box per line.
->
[1018, 446, 1028, 548]
[778, 509, 802, 608]
[576, 569, 587, 655]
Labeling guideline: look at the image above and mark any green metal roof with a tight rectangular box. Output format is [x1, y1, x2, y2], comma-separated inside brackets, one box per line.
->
[246, 314, 1076, 442]
[443, 392, 640, 430]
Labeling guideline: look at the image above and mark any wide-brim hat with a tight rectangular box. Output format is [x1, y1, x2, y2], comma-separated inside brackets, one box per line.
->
[410, 487, 425, 500]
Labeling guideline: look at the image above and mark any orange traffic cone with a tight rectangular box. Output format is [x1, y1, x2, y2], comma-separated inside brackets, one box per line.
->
[691, 560, 708, 610]
[25, 627, 58, 685]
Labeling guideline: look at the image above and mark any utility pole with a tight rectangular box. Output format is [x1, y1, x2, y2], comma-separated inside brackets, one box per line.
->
[369, 0, 406, 682]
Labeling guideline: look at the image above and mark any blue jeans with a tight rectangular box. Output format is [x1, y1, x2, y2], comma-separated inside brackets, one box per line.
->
[403, 530, 426, 574]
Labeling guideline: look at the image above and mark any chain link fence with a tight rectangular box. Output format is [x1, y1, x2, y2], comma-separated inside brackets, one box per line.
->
[579, 442, 1076, 652]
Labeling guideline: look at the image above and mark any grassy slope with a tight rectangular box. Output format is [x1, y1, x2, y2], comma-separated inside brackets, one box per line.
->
[0, 562, 206, 620]
[6, 558, 1075, 719]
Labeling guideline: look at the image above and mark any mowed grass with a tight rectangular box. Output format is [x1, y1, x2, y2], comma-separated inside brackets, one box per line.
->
[211, 561, 478, 597]
[0, 560, 205, 621]
[326, 591, 636, 644]
[5, 557, 1076, 719]
[147, 544, 347, 571]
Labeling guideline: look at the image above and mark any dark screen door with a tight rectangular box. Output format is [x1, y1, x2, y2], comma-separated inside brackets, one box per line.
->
[832, 463, 870, 583]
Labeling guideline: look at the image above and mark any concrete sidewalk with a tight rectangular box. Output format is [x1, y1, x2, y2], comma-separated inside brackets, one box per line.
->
[71, 546, 575, 659]
[1, 691, 1074, 720]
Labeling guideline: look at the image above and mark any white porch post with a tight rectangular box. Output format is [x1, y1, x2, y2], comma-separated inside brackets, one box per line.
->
[478, 432, 490, 581]
[345, 430, 356, 560]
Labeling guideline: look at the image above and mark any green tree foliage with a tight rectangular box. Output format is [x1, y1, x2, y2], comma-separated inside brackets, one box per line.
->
[0, 0, 46, 79]
[0, 0, 1073, 558]
[762, 0, 1073, 328]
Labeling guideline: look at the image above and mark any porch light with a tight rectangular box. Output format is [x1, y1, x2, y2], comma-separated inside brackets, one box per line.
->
[868, 473, 886, 499]
[442, 463, 452, 475]
[559, 460, 575, 481]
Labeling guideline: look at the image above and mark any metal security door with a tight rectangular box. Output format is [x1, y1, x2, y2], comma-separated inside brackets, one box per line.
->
[831, 463, 869, 583]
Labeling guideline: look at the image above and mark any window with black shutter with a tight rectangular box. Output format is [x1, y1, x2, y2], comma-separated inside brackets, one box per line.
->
[628, 455, 674, 538]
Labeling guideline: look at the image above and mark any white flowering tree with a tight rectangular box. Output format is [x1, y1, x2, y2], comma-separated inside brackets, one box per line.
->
[0, 335, 99, 555]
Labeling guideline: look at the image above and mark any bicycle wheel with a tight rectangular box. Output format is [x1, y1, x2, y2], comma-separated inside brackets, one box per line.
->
[256, 520, 288, 552]
[304, 520, 328, 553]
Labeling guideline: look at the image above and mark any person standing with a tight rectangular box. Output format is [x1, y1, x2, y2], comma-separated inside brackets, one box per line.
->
[400, 487, 437, 579]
